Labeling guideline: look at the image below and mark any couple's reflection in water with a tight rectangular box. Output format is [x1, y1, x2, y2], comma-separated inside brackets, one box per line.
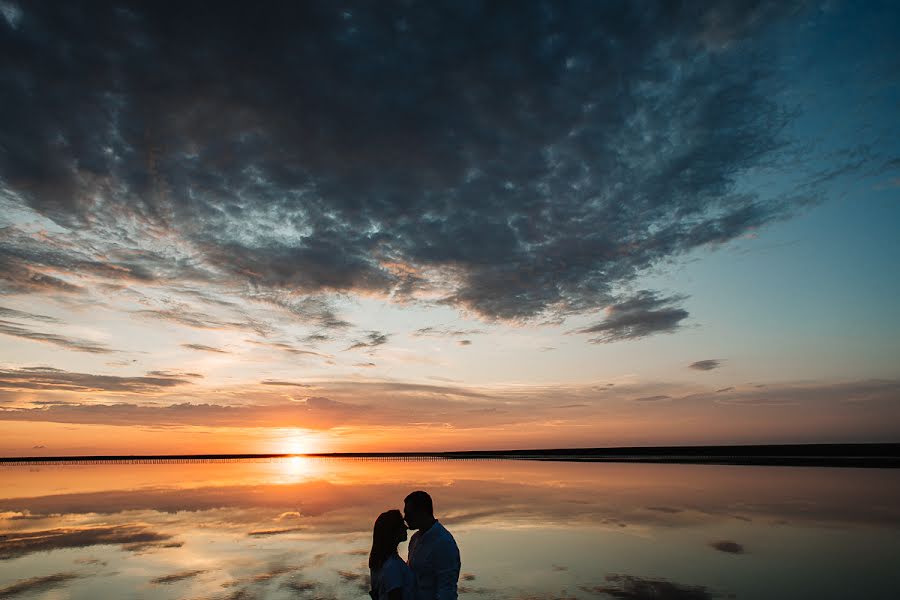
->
[369, 491, 461, 600]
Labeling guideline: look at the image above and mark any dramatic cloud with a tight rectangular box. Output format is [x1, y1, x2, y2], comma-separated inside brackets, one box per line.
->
[690, 360, 722, 371]
[0, 1, 823, 327]
[0, 320, 114, 354]
[576, 292, 689, 343]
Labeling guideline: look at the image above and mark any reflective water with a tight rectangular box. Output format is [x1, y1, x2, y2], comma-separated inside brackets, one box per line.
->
[1, 459, 898, 599]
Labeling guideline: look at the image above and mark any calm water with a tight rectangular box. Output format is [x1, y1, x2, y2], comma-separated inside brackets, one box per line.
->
[1, 459, 898, 599]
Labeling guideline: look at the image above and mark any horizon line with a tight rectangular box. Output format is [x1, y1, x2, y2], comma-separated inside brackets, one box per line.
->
[3, 442, 899, 468]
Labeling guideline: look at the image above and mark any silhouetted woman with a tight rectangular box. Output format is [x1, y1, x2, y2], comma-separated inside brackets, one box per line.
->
[369, 509, 416, 600]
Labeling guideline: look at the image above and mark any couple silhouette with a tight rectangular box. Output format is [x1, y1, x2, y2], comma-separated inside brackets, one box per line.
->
[369, 491, 461, 600]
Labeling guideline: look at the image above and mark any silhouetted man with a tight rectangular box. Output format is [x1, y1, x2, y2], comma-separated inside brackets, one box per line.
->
[404, 490, 460, 600]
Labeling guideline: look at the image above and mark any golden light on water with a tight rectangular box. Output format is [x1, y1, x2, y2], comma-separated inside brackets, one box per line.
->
[275, 455, 323, 483]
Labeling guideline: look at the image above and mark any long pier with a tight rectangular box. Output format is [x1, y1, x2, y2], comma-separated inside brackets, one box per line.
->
[1, 443, 898, 467]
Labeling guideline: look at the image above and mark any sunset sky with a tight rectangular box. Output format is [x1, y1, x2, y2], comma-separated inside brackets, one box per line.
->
[1, 1, 898, 455]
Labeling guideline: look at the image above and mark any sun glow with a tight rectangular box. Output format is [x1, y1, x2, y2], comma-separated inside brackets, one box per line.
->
[278, 429, 321, 456]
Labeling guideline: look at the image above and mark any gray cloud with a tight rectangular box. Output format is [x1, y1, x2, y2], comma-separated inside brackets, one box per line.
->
[0, 319, 114, 354]
[576, 292, 689, 343]
[0, 367, 191, 393]
[0, 226, 209, 295]
[690, 360, 722, 371]
[134, 308, 252, 331]
[0, 1, 832, 328]
[0, 246, 86, 295]
[181, 343, 230, 354]
[301, 333, 332, 345]
[248, 293, 352, 330]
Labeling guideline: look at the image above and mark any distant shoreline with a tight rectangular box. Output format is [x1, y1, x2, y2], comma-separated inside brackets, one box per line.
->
[2, 443, 898, 468]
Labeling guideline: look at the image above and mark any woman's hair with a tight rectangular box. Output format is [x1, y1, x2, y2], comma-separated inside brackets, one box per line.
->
[369, 509, 405, 570]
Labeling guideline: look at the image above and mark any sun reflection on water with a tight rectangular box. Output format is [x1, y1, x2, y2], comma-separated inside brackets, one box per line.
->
[274, 455, 322, 483]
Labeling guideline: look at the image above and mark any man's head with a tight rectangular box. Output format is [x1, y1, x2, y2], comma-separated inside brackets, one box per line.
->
[403, 490, 434, 530]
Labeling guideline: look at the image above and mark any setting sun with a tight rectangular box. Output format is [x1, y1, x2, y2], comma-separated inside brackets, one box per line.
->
[279, 430, 321, 456]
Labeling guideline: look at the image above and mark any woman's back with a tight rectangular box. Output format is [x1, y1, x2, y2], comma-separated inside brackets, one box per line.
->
[370, 553, 416, 600]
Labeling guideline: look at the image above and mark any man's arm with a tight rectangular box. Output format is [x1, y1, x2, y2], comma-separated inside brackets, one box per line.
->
[433, 538, 461, 600]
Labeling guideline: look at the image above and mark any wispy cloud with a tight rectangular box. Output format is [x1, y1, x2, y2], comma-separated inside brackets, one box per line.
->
[0, 305, 60, 323]
[0, 367, 192, 393]
[245, 339, 329, 358]
[346, 331, 390, 351]
[0, 320, 114, 353]
[260, 380, 311, 388]
[412, 326, 485, 338]
[181, 343, 230, 354]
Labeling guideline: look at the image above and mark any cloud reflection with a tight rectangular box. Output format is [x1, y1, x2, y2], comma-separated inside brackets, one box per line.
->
[581, 574, 719, 600]
[0, 572, 80, 597]
[0, 524, 175, 560]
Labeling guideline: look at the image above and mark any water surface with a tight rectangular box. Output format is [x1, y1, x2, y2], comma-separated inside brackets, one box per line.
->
[1, 459, 898, 599]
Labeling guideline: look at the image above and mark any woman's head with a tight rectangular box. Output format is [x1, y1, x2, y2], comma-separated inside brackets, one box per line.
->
[369, 509, 407, 569]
